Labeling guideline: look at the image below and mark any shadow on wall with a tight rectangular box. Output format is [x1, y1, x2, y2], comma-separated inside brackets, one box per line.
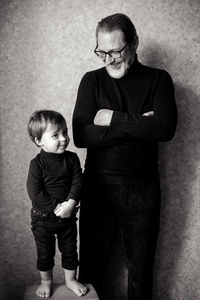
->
[154, 85, 200, 300]
[145, 44, 200, 299]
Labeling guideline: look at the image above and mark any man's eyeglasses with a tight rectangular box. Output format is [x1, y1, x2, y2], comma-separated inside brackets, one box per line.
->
[94, 44, 128, 59]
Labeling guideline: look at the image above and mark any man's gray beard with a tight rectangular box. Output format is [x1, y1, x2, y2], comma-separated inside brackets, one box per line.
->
[106, 58, 134, 79]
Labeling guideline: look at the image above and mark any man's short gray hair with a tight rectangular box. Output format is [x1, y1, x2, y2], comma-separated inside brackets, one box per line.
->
[96, 13, 139, 47]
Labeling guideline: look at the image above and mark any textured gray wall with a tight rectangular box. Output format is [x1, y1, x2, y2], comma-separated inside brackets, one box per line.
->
[0, 0, 200, 299]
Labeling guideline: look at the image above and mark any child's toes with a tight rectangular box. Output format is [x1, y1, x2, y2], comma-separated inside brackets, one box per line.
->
[81, 286, 88, 295]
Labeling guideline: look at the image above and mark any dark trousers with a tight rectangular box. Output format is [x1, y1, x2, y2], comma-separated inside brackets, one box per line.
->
[31, 208, 79, 271]
[78, 177, 161, 300]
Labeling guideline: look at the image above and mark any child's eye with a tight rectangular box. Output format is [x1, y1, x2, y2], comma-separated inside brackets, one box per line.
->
[52, 133, 58, 138]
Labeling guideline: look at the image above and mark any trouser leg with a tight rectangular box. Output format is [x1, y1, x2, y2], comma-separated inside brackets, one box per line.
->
[78, 181, 117, 295]
[31, 217, 56, 271]
[121, 181, 161, 300]
[57, 216, 79, 270]
[79, 204, 117, 293]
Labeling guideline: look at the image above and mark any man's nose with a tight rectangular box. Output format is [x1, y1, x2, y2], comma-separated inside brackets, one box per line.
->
[105, 53, 114, 64]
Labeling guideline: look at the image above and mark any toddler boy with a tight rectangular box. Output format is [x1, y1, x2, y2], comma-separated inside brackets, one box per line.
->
[26, 110, 87, 298]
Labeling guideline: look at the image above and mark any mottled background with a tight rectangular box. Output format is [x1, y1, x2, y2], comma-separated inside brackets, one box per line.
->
[0, 0, 200, 299]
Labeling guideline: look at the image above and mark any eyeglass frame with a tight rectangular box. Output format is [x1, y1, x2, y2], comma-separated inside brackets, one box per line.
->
[94, 43, 129, 59]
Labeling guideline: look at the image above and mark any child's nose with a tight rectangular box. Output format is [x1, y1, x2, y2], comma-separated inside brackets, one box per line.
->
[60, 134, 66, 142]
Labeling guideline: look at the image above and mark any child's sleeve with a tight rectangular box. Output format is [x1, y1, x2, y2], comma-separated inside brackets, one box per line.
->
[66, 153, 82, 203]
[26, 159, 58, 211]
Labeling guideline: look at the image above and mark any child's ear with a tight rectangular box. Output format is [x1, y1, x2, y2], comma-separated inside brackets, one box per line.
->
[35, 137, 42, 146]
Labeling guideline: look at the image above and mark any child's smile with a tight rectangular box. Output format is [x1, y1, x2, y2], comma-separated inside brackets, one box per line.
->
[36, 123, 70, 154]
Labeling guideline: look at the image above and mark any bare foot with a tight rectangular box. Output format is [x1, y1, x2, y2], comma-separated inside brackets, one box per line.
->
[36, 279, 52, 298]
[66, 279, 88, 297]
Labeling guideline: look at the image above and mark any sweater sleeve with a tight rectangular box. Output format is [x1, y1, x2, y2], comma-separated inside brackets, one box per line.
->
[26, 159, 58, 211]
[66, 153, 82, 203]
[110, 70, 178, 141]
[73, 72, 128, 148]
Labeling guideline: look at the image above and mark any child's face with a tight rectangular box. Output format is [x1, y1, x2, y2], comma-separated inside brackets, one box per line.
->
[36, 122, 70, 154]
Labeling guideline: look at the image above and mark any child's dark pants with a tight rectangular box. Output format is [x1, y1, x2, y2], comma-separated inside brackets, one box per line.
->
[31, 208, 79, 271]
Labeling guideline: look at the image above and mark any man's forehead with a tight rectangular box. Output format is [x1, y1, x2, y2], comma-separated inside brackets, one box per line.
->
[97, 29, 125, 49]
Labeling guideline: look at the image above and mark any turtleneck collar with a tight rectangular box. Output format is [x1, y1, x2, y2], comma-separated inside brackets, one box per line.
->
[40, 148, 66, 159]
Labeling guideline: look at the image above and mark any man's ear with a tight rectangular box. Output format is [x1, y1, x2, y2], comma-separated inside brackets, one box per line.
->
[35, 137, 42, 146]
[131, 35, 139, 52]
[134, 35, 139, 51]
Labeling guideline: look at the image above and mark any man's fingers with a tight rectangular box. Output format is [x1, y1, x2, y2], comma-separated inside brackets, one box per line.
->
[142, 111, 154, 116]
[54, 206, 62, 214]
[54, 205, 60, 213]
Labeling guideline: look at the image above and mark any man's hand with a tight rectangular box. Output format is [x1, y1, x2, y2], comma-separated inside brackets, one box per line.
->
[94, 109, 113, 126]
[54, 199, 77, 218]
[142, 111, 154, 117]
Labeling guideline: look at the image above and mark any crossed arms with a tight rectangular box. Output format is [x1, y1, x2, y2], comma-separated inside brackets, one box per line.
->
[94, 109, 154, 126]
[73, 70, 178, 148]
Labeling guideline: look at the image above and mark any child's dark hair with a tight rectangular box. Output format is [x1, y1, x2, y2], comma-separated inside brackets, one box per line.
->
[28, 110, 67, 146]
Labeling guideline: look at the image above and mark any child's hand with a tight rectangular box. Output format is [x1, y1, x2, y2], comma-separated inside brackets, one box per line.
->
[54, 199, 77, 218]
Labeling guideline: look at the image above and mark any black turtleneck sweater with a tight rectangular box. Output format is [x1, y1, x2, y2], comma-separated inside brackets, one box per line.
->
[26, 149, 82, 212]
[73, 55, 178, 184]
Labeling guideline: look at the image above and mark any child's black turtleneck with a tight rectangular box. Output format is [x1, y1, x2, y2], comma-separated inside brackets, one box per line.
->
[27, 149, 82, 212]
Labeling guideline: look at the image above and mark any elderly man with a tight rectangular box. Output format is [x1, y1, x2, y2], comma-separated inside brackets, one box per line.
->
[73, 13, 177, 300]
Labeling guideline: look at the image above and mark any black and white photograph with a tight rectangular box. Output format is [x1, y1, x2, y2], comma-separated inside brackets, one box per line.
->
[0, 1, 200, 299]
